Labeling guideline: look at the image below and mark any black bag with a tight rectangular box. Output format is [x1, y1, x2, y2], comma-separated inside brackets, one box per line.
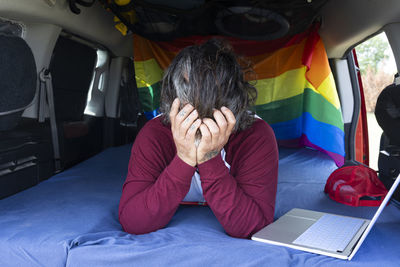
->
[375, 83, 400, 145]
[375, 83, 400, 202]
[377, 138, 400, 202]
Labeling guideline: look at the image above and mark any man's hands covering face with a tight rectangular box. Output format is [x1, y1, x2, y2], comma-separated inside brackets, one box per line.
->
[170, 98, 202, 167]
[170, 98, 236, 166]
[196, 107, 236, 164]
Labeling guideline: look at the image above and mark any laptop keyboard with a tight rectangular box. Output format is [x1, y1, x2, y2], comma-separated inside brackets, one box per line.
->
[292, 214, 365, 252]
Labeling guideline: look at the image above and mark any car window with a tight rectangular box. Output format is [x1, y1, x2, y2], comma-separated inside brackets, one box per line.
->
[355, 32, 397, 170]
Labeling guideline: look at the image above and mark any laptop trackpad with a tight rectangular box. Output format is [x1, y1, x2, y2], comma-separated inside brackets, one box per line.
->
[255, 209, 323, 244]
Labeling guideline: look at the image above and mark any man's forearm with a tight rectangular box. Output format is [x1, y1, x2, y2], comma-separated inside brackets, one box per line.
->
[119, 155, 195, 234]
[198, 154, 275, 238]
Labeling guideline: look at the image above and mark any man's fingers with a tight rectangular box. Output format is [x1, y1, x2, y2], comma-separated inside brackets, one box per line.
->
[221, 106, 236, 135]
[179, 109, 198, 137]
[186, 119, 201, 140]
[183, 109, 198, 127]
[199, 123, 211, 142]
[170, 98, 180, 125]
[176, 103, 194, 124]
[213, 109, 227, 133]
[202, 118, 219, 136]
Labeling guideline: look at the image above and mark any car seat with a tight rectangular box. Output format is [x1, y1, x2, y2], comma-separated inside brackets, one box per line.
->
[0, 34, 54, 198]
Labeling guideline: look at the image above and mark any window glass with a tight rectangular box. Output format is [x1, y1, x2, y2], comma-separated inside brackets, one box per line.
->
[49, 36, 97, 121]
[355, 32, 397, 170]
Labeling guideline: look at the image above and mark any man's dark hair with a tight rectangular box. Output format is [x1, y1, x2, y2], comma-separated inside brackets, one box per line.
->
[160, 38, 258, 131]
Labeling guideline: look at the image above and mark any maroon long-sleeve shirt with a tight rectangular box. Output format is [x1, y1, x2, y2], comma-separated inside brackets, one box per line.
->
[119, 116, 278, 238]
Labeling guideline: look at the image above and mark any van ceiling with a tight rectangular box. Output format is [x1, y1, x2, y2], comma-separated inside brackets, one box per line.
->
[319, 0, 400, 58]
[99, 0, 400, 58]
[118, 0, 327, 41]
[1, 0, 400, 58]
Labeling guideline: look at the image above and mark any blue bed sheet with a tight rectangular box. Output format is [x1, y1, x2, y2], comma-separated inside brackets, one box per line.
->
[0, 145, 131, 267]
[0, 145, 399, 267]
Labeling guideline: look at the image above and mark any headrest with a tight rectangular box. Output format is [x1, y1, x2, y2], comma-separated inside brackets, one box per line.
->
[0, 34, 37, 131]
[375, 83, 400, 145]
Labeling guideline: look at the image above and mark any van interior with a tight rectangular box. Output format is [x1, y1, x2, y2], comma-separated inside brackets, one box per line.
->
[0, 0, 399, 266]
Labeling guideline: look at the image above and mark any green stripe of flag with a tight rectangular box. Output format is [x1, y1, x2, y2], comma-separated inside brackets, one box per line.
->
[138, 82, 161, 112]
[255, 88, 344, 131]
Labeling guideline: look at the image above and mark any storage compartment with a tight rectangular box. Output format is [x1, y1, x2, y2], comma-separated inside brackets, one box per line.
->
[0, 139, 54, 199]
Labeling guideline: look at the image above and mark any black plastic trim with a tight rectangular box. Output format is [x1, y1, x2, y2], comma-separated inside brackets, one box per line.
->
[346, 51, 361, 161]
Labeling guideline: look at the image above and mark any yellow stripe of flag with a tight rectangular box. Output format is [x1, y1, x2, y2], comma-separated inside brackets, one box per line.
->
[134, 58, 164, 88]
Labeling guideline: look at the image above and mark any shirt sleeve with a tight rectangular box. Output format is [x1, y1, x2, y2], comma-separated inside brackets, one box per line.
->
[197, 122, 278, 238]
[118, 124, 196, 235]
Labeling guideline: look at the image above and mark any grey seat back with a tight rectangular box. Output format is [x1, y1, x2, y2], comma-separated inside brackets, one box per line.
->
[0, 34, 37, 131]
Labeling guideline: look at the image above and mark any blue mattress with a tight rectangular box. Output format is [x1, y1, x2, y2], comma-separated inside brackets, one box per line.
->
[0, 144, 399, 267]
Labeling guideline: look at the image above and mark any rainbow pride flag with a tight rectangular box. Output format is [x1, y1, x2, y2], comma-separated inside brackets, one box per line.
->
[133, 25, 345, 166]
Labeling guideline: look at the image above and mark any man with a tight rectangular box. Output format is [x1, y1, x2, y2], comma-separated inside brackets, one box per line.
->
[119, 39, 278, 238]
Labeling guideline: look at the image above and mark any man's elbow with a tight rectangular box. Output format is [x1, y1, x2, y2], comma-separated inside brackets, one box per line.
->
[119, 215, 152, 235]
[226, 216, 273, 239]
[119, 210, 164, 235]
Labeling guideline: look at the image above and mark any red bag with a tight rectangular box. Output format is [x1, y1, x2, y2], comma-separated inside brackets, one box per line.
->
[324, 165, 388, 207]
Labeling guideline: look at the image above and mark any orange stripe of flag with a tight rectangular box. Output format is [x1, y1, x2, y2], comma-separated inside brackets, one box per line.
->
[133, 34, 177, 69]
[250, 39, 306, 80]
[134, 34, 309, 80]
[306, 39, 331, 89]
[153, 31, 310, 57]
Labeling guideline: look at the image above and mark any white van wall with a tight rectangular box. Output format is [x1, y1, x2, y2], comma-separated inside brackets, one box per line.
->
[85, 50, 110, 117]
[384, 23, 400, 75]
[331, 59, 355, 124]
[330, 58, 358, 160]
[0, 0, 132, 57]
[22, 23, 61, 119]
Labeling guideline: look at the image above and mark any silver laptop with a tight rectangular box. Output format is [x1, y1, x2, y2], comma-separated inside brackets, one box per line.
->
[252, 173, 400, 260]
